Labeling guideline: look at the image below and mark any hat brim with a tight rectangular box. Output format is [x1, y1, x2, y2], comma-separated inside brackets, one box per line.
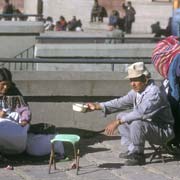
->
[125, 74, 143, 79]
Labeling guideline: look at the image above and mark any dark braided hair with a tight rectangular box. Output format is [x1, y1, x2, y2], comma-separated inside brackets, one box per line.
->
[0, 68, 28, 106]
[0, 67, 12, 82]
[3, 95, 27, 110]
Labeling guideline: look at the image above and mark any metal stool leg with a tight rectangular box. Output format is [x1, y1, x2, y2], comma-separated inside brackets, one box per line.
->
[48, 143, 55, 174]
[48, 134, 80, 174]
[76, 149, 80, 175]
[150, 144, 165, 163]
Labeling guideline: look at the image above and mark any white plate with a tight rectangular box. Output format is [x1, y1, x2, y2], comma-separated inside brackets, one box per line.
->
[72, 103, 88, 113]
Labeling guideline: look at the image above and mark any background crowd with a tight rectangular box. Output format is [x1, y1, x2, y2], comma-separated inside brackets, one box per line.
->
[91, 0, 136, 34]
[43, 15, 83, 32]
[43, 0, 136, 34]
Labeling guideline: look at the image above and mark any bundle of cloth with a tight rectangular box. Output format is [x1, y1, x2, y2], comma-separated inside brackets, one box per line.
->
[151, 35, 180, 148]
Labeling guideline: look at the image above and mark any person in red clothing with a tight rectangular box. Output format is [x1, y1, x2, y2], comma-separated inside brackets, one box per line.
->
[55, 15, 67, 31]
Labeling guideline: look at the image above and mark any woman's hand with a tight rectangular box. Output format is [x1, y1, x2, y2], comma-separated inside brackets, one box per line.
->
[20, 120, 28, 127]
[104, 119, 121, 136]
[0, 110, 6, 118]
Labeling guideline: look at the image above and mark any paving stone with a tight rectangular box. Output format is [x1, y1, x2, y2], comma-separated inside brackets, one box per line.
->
[0, 169, 24, 180]
[1, 136, 180, 180]
[16, 164, 70, 180]
[145, 163, 180, 180]
[113, 166, 171, 180]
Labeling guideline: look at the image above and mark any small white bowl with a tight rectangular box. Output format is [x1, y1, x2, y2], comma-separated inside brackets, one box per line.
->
[72, 103, 88, 113]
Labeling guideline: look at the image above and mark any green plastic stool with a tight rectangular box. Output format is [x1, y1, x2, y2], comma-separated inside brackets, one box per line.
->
[48, 134, 80, 174]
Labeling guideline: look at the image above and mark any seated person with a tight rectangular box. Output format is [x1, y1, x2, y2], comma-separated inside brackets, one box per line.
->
[86, 62, 174, 165]
[165, 17, 172, 37]
[44, 16, 54, 31]
[0, 68, 64, 158]
[67, 16, 82, 31]
[55, 15, 67, 31]
[151, 20, 172, 38]
[108, 10, 119, 27]
[75, 19, 83, 31]
[0, 67, 31, 154]
[90, 0, 107, 22]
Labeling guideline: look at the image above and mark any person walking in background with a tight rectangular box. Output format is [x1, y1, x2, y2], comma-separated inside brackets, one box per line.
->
[2, 0, 14, 20]
[125, 1, 136, 34]
[90, 0, 100, 22]
[106, 25, 124, 44]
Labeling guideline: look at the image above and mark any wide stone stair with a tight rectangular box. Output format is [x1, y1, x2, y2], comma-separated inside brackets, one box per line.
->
[82, 0, 172, 34]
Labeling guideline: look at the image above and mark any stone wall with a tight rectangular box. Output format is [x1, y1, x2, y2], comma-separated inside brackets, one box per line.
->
[0, 21, 44, 58]
[13, 71, 162, 130]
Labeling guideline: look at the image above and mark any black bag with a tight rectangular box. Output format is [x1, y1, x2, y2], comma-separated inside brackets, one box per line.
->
[28, 123, 56, 134]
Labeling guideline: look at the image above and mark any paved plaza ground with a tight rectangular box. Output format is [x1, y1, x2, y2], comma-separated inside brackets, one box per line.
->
[1, 129, 180, 180]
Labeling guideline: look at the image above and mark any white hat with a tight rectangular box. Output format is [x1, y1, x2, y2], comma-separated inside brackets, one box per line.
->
[125, 62, 150, 79]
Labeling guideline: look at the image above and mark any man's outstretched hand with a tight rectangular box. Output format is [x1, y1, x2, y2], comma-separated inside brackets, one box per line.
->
[86, 103, 101, 111]
[104, 120, 121, 136]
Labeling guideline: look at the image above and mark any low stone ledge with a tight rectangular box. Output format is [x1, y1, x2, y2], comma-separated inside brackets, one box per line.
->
[35, 43, 155, 58]
[0, 21, 44, 33]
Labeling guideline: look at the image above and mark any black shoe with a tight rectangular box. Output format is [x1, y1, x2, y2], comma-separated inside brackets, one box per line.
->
[124, 153, 145, 166]
[166, 141, 180, 155]
[119, 151, 131, 159]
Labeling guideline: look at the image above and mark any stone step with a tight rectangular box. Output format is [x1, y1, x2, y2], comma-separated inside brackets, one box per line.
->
[133, 2, 172, 33]
[35, 43, 154, 58]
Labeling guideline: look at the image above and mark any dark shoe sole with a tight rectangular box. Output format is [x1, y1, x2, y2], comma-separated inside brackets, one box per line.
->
[124, 158, 145, 166]
[119, 151, 130, 159]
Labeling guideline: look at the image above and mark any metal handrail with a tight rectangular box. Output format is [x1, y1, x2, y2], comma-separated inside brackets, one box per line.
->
[152, 0, 171, 2]
[36, 36, 162, 44]
[0, 57, 152, 64]
[14, 45, 35, 58]
[0, 14, 43, 19]
[0, 57, 152, 72]
[152, 0, 173, 3]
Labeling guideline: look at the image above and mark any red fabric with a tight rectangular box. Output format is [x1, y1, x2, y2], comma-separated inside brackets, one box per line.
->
[151, 36, 180, 78]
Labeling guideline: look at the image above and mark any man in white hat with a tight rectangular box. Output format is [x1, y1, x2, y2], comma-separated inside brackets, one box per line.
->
[86, 62, 174, 165]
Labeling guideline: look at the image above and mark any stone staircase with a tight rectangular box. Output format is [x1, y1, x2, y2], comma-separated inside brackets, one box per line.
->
[133, 1, 172, 34]
[26, 0, 172, 34]
[84, 1, 172, 34]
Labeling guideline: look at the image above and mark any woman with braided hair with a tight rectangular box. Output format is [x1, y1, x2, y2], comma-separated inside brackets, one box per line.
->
[0, 67, 31, 154]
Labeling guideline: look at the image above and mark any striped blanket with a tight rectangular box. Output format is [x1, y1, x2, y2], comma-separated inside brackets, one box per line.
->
[151, 36, 180, 78]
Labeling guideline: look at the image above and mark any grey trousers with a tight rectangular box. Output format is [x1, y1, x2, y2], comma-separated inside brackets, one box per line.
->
[118, 113, 174, 154]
